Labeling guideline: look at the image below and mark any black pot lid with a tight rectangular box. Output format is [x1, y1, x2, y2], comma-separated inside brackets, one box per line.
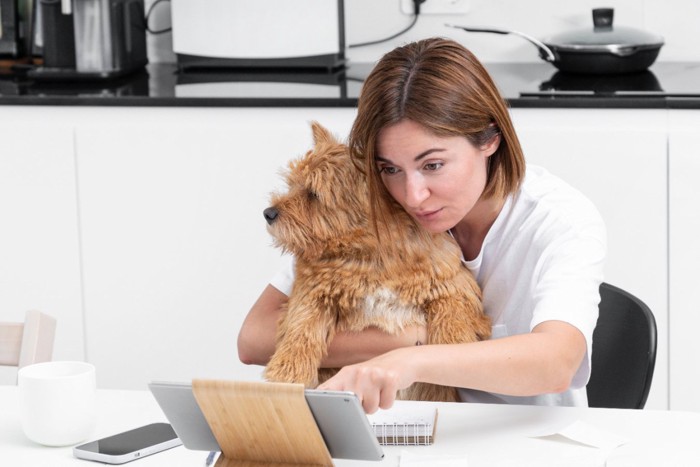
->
[544, 8, 664, 56]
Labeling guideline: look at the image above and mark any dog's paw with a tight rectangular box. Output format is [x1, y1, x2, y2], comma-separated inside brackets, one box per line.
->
[399, 382, 459, 403]
[264, 356, 319, 387]
[425, 296, 492, 344]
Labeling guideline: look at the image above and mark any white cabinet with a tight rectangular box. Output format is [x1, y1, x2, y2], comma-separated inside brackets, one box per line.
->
[668, 110, 700, 411]
[0, 110, 84, 384]
[511, 109, 669, 410]
[73, 107, 357, 388]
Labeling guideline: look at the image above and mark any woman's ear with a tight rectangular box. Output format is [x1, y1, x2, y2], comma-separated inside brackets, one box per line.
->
[482, 133, 501, 157]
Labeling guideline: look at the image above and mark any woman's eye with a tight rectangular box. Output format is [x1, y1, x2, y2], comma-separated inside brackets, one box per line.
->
[379, 166, 399, 175]
[424, 162, 443, 171]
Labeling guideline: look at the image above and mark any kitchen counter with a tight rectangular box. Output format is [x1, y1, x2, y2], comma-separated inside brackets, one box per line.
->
[1, 61, 700, 109]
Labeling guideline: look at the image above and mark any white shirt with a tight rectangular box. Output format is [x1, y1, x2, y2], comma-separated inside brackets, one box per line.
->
[270, 165, 606, 407]
[457, 165, 606, 406]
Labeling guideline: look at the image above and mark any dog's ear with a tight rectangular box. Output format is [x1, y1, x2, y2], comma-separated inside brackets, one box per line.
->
[310, 121, 334, 145]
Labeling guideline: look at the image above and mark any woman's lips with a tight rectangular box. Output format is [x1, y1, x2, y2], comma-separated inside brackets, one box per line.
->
[413, 208, 442, 222]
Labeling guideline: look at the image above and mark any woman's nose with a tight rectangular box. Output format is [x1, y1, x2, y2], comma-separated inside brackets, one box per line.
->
[404, 174, 430, 208]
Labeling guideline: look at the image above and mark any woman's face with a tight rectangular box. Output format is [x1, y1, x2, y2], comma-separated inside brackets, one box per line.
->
[376, 119, 497, 233]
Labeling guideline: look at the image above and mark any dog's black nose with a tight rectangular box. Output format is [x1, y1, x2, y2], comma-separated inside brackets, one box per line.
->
[263, 207, 279, 225]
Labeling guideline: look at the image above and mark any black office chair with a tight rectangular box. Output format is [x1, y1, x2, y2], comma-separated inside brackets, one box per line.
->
[587, 282, 657, 409]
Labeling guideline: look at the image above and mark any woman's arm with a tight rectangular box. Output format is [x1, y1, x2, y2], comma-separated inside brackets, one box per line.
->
[237, 284, 428, 367]
[318, 320, 586, 413]
[237, 284, 286, 365]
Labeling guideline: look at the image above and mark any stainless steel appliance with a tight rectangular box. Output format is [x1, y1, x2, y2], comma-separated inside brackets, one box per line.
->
[29, 0, 147, 79]
[171, 0, 345, 70]
[0, 0, 23, 57]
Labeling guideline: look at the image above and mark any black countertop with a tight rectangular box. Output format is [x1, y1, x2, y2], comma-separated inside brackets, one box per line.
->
[1, 61, 700, 109]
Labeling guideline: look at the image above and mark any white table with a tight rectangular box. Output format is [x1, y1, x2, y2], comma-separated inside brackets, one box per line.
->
[2, 385, 699, 466]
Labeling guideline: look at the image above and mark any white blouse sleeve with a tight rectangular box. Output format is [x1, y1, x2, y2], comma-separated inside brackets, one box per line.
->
[269, 254, 295, 296]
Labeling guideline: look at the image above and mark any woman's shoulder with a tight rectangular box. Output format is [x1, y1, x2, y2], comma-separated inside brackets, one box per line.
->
[519, 165, 601, 216]
[507, 164, 606, 237]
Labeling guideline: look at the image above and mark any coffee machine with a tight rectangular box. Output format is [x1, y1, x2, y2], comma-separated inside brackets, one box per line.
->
[0, 0, 24, 57]
[29, 0, 147, 79]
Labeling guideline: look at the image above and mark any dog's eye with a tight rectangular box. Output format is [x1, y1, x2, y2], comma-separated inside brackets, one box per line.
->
[307, 190, 319, 201]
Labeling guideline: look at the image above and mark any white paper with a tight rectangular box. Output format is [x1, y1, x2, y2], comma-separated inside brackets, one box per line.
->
[533, 420, 629, 450]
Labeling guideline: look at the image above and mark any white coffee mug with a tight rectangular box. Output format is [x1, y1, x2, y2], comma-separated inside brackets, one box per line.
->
[18, 361, 96, 446]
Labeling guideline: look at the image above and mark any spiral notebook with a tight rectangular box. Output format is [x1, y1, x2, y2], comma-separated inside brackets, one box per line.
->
[367, 404, 438, 446]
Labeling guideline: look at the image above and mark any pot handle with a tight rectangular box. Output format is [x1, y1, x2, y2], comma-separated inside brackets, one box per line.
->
[446, 24, 557, 63]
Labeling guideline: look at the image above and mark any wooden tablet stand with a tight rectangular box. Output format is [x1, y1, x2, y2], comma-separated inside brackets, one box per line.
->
[192, 379, 334, 467]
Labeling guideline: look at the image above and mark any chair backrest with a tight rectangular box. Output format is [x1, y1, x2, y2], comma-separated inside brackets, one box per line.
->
[587, 283, 657, 409]
[0, 310, 56, 370]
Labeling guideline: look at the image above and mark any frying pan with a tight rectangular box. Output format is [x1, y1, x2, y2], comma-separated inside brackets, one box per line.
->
[448, 8, 664, 75]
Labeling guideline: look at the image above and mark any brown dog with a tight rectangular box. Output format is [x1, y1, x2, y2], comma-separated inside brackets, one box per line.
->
[262, 122, 491, 402]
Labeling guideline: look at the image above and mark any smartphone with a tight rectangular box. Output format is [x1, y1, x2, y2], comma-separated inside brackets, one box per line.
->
[73, 422, 183, 464]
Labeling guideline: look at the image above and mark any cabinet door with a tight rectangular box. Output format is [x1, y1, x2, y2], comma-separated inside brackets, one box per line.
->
[511, 108, 668, 410]
[0, 117, 84, 384]
[669, 110, 700, 411]
[75, 107, 356, 389]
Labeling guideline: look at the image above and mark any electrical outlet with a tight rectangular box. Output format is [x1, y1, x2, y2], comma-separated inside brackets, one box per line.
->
[400, 0, 470, 15]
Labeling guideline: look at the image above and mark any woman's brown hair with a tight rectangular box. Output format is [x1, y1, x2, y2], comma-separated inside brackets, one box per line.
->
[349, 37, 525, 236]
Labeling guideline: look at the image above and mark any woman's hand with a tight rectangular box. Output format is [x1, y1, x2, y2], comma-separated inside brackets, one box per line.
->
[317, 321, 588, 414]
[318, 347, 418, 413]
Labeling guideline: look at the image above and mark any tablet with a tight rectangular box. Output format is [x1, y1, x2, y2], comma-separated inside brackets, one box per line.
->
[148, 381, 219, 451]
[305, 388, 385, 461]
[148, 381, 384, 462]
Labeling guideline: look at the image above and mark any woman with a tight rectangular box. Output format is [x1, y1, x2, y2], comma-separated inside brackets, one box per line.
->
[237, 37, 606, 413]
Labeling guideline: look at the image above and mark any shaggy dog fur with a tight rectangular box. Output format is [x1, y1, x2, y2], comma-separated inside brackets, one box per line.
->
[263, 122, 491, 402]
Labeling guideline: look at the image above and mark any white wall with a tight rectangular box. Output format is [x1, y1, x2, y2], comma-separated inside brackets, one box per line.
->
[146, 0, 700, 64]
